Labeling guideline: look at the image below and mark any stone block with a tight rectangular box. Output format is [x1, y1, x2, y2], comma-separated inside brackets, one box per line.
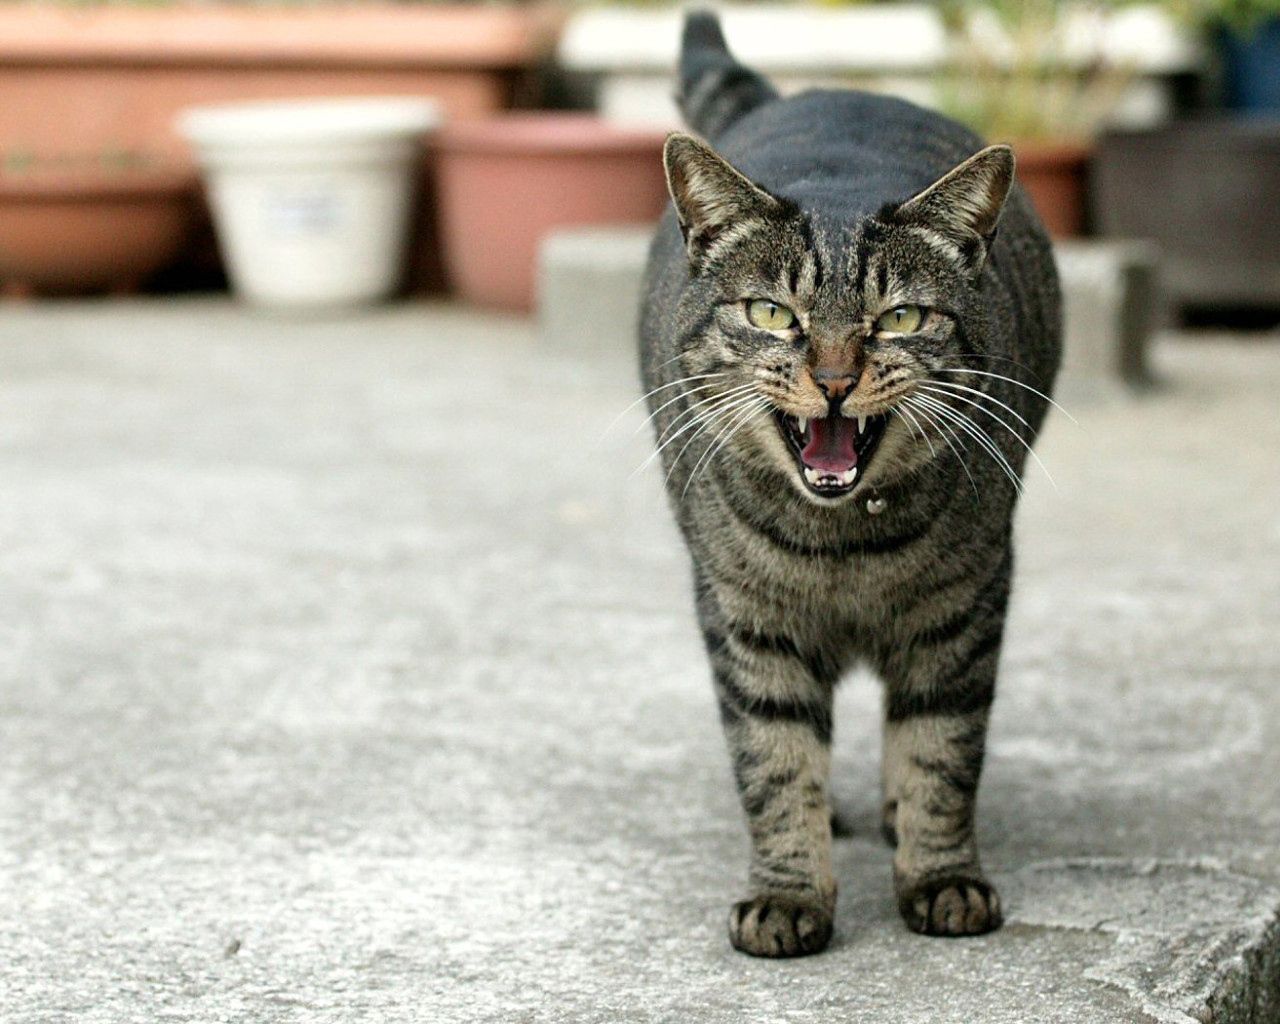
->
[538, 225, 654, 352]
[1055, 239, 1163, 393]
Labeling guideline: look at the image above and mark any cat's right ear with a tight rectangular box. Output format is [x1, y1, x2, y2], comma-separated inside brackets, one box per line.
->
[888, 145, 1015, 275]
[663, 132, 781, 268]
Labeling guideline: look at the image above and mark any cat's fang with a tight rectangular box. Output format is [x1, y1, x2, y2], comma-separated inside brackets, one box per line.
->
[773, 409, 888, 498]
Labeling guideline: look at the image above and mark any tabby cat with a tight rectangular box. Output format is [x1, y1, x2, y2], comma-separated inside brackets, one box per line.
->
[638, 13, 1061, 957]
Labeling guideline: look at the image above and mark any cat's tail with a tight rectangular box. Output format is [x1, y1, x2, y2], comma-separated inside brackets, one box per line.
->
[677, 11, 778, 141]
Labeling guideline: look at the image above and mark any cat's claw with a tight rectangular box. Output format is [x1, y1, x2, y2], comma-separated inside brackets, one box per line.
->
[896, 875, 1002, 936]
[728, 894, 833, 957]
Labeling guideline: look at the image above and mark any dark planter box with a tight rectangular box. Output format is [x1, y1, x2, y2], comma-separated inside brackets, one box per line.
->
[1093, 120, 1280, 308]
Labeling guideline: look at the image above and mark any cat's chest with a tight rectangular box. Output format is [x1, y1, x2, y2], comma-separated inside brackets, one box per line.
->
[695, 505, 930, 629]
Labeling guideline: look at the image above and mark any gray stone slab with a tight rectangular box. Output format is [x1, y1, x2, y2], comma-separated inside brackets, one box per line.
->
[1055, 239, 1163, 394]
[537, 228, 1165, 402]
[0, 300, 1276, 1023]
[538, 225, 654, 353]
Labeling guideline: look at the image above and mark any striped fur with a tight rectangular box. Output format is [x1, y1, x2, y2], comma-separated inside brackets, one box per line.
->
[638, 14, 1061, 957]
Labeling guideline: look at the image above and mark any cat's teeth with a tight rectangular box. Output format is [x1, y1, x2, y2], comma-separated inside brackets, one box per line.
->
[803, 466, 857, 488]
[796, 416, 808, 435]
[857, 414, 867, 434]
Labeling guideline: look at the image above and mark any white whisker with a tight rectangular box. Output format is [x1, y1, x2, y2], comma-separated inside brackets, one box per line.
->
[648, 390, 760, 473]
[894, 403, 937, 459]
[600, 372, 729, 442]
[682, 398, 770, 499]
[901, 396, 980, 500]
[919, 379, 1035, 431]
[653, 352, 689, 370]
[639, 389, 761, 478]
[918, 396, 1025, 496]
[933, 367, 1078, 426]
[646, 382, 759, 442]
[918, 383, 1057, 492]
[662, 395, 763, 487]
[948, 352, 1045, 375]
[632, 380, 742, 436]
[911, 392, 1025, 495]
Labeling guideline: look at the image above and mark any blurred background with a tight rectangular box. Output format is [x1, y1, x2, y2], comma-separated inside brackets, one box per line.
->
[0, 0, 1277, 345]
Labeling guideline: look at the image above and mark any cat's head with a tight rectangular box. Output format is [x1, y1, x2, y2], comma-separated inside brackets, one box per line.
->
[663, 132, 1013, 505]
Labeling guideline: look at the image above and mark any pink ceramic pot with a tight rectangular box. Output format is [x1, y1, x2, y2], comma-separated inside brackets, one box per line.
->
[434, 114, 669, 311]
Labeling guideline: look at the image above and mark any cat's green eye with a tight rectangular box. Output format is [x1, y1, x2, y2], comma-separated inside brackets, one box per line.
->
[876, 305, 925, 334]
[746, 299, 796, 332]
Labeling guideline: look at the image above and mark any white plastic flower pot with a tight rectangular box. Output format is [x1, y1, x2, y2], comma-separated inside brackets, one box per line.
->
[179, 97, 440, 309]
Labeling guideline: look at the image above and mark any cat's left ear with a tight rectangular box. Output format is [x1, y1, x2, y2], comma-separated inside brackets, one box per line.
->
[889, 145, 1014, 275]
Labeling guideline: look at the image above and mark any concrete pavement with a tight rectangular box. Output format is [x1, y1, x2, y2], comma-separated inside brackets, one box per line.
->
[0, 301, 1276, 1023]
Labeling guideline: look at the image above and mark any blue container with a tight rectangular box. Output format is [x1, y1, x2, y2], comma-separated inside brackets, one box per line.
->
[1220, 18, 1280, 113]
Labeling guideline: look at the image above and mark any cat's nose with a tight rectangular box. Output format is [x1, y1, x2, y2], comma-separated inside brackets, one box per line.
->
[813, 369, 856, 402]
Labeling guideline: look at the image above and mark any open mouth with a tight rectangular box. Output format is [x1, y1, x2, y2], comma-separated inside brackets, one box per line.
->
[775, 410, 889, 497]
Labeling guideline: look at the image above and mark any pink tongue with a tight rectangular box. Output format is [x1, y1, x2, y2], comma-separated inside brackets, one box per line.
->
[801, 416, 858, 473]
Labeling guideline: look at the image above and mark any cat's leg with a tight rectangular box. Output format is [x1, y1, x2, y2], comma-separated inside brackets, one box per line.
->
[701, 617, 838, 957]
[879, 568, 1010, 937]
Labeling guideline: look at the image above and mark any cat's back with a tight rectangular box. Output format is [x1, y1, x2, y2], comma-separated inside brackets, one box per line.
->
[710, 90, 990, 215]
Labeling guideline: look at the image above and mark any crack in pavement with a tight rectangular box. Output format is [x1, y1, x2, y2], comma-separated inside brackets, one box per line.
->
[1004, 858, 1280, 1023]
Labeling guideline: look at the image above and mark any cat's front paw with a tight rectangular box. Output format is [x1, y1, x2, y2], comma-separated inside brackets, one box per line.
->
[896, 875, 1002, 937]
[728, 893, 833, 957]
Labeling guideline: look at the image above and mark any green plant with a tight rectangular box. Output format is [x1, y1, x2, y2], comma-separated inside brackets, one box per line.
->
[1187, 0, 1280, 35]
[935, 0, 1141, 143]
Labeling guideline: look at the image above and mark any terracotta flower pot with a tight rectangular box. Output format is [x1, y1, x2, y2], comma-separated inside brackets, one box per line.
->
[0, 5, 557, 165]
[0, 167, 197, 295]
[1012, 141, 1092, 239]
[0, 4, 559, 294]
[434, 114, 669, 311]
